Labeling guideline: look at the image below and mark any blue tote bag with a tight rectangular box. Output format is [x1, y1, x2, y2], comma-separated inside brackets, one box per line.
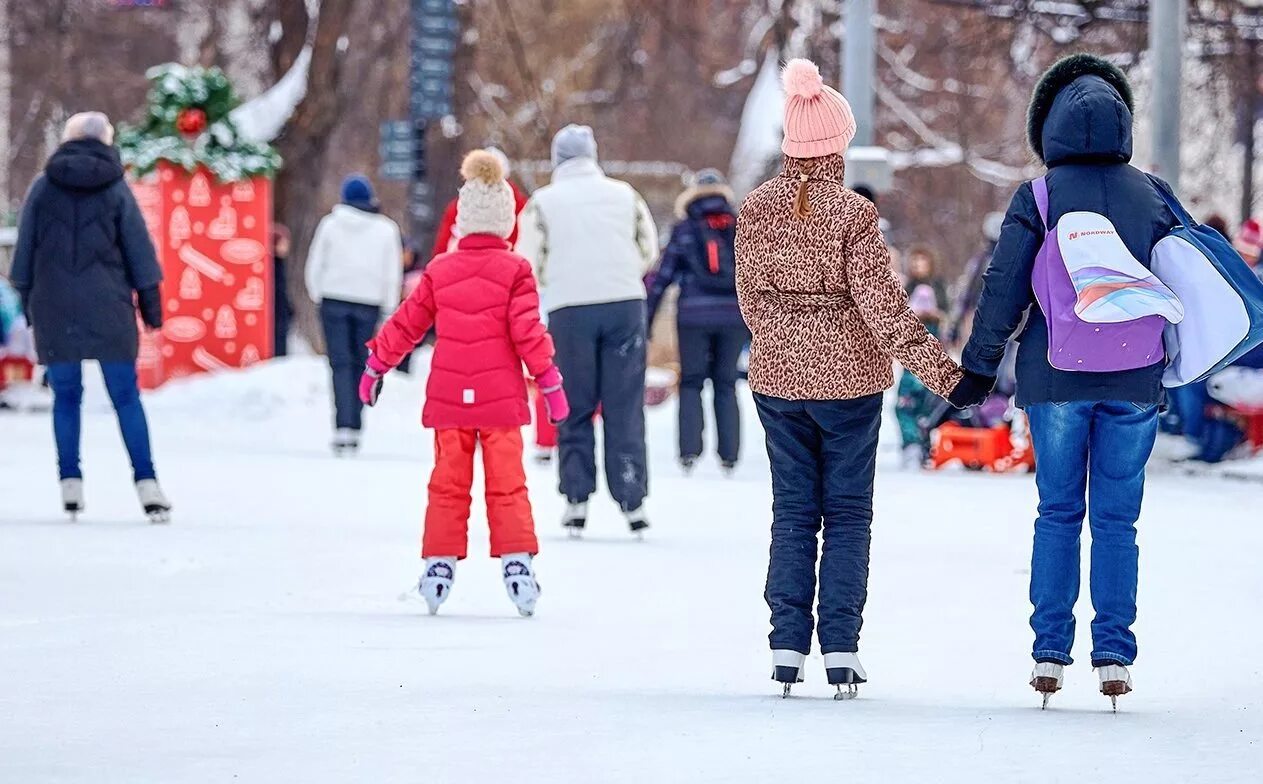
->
[1148, 177, 1263, 387]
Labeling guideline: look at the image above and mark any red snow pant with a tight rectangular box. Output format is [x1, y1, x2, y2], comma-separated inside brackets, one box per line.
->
[531, 383, 558, 449]
[423, 427, 539, 559]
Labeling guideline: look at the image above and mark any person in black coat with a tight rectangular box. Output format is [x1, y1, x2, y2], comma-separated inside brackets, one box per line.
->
[951, 55, 1198, 703]
[646, 169, 749, 472]
[9, 112, 171, 520]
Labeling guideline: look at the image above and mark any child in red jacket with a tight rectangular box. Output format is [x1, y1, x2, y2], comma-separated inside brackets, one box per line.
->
[359, 150, 569, 617]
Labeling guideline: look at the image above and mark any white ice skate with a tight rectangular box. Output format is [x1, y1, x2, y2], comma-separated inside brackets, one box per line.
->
[901, 444, 924, 470]
[332, 428, 359, 457]
[61, 478, 84, 521]
[1030, 662, 1065, 709]
[562, 501, 587, 538]
[771, 650, 806, 698]
[501, 553, 541, 617]
[418, 557, 456, 615]
[624, 506, 649, 539]
[136, 479, 171, 524]
[1097, 664, 1133, 712]
[824, 652, 868, 700]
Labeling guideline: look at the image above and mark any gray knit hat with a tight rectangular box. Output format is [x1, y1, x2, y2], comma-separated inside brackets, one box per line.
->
[551, 124, 598, 168]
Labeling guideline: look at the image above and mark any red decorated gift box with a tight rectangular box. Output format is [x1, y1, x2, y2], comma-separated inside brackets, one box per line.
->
[131, 162, 273, 389]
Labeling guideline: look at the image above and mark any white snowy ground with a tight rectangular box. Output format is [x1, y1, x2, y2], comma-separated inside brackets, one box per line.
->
[2, 356, 1261, 783]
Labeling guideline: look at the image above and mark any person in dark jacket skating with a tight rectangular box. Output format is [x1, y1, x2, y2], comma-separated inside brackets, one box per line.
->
[647, 169, 749, 474]
[951, 54, 1197, 707]
[9, 112, 172, 522]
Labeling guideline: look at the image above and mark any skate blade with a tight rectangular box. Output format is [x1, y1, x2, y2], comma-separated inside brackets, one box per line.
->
[146, 510, 171, 525]
[833, 684, 859, 701]
[781, 683, 792, 699]
[1041, 693, 1052, 710]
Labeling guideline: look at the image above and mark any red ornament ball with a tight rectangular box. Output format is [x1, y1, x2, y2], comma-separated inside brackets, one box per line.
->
[176, 108, 208, 136]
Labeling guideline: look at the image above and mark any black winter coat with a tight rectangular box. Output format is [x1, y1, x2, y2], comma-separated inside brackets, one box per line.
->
[962, 68, 1185, 406]
[646, 190, 745, 329]
[10, 140, 163, 364]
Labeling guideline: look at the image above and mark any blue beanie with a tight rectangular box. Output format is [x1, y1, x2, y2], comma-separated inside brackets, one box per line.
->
[341, 174, 377, 210]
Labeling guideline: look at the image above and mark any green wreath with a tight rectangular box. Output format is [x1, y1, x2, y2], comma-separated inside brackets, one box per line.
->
[118, 64, 282, 182]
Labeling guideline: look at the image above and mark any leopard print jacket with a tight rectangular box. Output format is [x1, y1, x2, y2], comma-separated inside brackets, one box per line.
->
[735, 155, 963, 401]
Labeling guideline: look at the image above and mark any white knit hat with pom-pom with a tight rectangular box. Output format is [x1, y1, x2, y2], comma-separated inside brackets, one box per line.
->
[456, 149, 516, 239]
[781, 58, 857, 158]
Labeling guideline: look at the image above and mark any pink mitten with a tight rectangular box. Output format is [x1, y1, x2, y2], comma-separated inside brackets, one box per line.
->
[536, 366, 570, 425]
[359, 354, 391, 406]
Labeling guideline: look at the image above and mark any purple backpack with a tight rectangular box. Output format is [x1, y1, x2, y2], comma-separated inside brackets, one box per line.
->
[1029, 176, 1183, 372]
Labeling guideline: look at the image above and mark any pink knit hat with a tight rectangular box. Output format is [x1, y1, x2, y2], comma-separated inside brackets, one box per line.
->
[781, 59, 857, 158]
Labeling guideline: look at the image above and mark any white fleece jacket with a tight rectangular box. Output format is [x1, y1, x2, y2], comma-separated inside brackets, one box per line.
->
[515, 158, 659, 313]
[305, 204, 403, 310]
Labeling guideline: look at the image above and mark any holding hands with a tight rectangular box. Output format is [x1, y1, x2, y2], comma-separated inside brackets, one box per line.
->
[947, 369, 996, 410]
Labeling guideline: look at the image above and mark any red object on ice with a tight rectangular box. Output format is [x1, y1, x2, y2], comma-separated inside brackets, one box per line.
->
[130, 162, 273, 389]
[0, 357, 34, 391]
[930, 422, 1035, 473]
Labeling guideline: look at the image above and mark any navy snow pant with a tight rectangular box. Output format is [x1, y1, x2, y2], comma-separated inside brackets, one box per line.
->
[549, 300, 648, 512]
[677, 323, 748, 464]
[755, 392, 882, 655]
[320, 298, 380, 431]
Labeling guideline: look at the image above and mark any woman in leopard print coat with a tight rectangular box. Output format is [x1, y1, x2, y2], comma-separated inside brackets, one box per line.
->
[736, 59, 964, 693]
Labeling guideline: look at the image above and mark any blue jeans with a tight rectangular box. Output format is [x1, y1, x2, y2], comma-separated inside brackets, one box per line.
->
[319, 299, 380, 431]
[45, 362, 156, 482]
[755, 393, 882, 655]
[1027, 401, 1158, 667]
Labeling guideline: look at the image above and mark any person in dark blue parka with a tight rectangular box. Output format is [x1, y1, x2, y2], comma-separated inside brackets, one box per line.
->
[646, 169, 750, 472]
[9, 112, 171, 520]
[951, 55, 1194, 705]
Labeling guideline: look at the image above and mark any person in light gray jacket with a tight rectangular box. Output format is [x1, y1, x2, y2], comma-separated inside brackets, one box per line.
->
[516, 125, 658, 537]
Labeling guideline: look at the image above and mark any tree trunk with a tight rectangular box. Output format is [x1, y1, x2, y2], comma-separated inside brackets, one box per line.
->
[273, 0, 355, 352]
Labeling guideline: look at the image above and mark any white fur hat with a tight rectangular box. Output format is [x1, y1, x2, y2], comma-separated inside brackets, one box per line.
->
[456, 150, 516, 240]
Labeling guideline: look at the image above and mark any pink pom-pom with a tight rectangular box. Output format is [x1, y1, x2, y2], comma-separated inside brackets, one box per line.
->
[782, 58, 824, 100]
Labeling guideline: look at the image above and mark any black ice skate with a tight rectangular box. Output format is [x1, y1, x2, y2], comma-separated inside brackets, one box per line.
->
[624, 506, 649, 539]
[824, 652, 867, 700]
[771, 650, 806, 698]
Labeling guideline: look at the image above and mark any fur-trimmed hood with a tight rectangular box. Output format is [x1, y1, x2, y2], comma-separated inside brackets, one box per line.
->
[1028, 53, 1135, 165]
[674, 182, 735, 219]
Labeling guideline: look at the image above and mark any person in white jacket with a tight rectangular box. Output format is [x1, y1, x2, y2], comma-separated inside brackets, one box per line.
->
[305, 174, 403, 454]
[516, 125, 659, 536]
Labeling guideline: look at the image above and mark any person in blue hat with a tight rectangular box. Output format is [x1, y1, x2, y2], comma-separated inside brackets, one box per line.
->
[305, 174, 403, 454]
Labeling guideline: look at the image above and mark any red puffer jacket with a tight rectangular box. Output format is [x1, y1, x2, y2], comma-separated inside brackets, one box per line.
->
[368, 235, 555, 429]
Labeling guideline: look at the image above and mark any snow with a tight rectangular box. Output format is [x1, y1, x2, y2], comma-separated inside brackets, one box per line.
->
[2, 355, 1263, 782]
[229, 47, 311, 144]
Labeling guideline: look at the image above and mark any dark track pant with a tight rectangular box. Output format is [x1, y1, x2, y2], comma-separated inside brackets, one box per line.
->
[320, 298, 380, 431]
[755, 392, 882, 655]
[549, 300, 648, 511]
[677, 323, 748, 464]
